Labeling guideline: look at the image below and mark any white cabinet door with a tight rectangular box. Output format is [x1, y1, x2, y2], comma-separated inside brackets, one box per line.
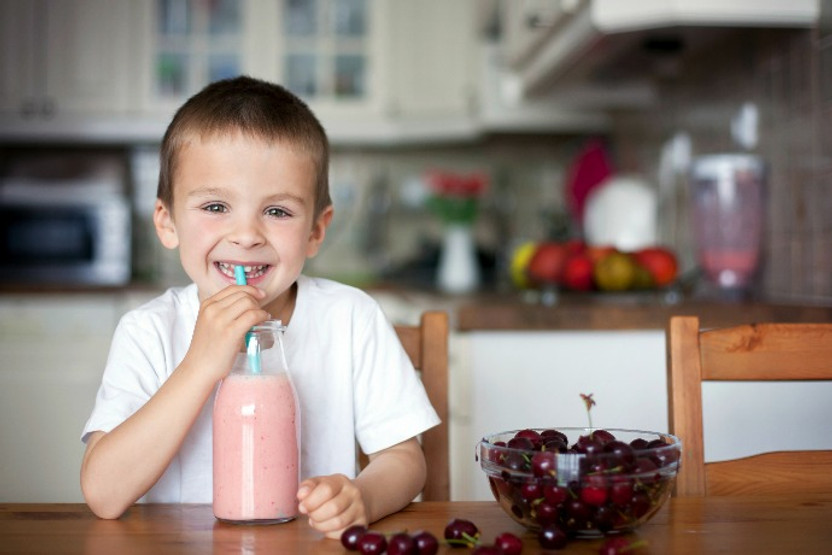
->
[0, 295, 121, 502]
[0, 0, 136, 118]
[384, 0, 477, 120]
[136, 0, 252, 117]
[0, 0, 38, 116]
[42, 0, 136, 115]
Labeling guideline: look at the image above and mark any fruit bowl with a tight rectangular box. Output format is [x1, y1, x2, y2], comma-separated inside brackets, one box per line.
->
[477, 427, 681, 538]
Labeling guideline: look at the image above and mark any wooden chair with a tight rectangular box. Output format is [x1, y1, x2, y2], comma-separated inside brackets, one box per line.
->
[666, 315, 832, 496]
[358, 311, 450, 501]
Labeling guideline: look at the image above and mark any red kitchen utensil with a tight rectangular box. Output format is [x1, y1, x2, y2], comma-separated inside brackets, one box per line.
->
[564, 139, 613, 226]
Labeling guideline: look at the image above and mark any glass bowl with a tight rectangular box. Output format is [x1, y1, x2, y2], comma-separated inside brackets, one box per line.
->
[477, 427, 681, 537]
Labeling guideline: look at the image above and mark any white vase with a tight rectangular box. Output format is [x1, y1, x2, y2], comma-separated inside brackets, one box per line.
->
[436, 224, 480, 294]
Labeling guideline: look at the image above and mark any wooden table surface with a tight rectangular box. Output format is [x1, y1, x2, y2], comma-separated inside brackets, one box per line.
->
[2, 495, 831, 554]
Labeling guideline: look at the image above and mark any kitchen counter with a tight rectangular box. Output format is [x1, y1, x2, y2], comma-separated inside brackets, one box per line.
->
[457, 293, 832, 331]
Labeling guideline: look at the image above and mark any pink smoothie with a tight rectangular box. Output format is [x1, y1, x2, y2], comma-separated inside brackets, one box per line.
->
[213, 372, 299, 523]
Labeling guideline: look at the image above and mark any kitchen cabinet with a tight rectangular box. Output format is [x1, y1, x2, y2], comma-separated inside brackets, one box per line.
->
[135, 0, 254, 118]
[135, 0, 480, 142]
[0, 291, 159, 502]
[0, 0, 137, 119]
[500, 0, 820, 101]
[0, 295, 120, 502]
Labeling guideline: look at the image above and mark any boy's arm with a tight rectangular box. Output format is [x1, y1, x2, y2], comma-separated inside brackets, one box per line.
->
[81, 285, 268, 519]
[297, 437, 426, 538]
[356, 437, 427, 519]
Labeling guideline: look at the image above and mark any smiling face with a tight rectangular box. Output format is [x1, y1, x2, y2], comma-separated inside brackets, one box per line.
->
[153, 132, 333, 318]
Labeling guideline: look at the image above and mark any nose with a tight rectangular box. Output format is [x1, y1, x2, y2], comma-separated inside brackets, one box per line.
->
[228, 217, 266, 249]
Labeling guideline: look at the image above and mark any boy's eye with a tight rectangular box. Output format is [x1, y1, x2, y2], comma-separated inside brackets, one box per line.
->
[266, 207, 290, 218]
[202, 203, 227, 213]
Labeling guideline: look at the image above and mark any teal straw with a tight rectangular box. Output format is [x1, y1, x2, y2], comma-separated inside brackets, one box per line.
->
[235, 265, 261, 374]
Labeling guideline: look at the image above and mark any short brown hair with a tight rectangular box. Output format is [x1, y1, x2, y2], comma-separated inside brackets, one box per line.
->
[157, 76, 331, 218]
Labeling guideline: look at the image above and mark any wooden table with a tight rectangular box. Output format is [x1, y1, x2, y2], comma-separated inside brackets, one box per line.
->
[2, 495, 831, 554]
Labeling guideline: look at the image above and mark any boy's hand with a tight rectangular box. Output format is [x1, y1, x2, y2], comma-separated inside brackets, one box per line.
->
[187, 285, 269, 383]
[297, 474, 368, 539]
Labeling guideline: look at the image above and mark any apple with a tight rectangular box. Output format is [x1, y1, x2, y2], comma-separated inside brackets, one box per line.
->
[563, 239, 587, 257]
[633, 247, 678, 287]
[561, 253, 594, 291]
[527, 242, 570, 285]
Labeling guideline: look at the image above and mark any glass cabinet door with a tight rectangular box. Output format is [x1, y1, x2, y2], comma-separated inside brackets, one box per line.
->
[154, 0, 243, 100]
[281, 0, 369, 102]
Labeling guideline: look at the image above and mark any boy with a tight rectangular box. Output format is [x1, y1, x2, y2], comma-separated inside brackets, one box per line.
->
[80, 76, 440, 538]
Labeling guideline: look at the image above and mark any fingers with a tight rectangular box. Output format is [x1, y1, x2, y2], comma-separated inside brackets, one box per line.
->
[201, 286, 269, 332]
[297, 476, 367, 537]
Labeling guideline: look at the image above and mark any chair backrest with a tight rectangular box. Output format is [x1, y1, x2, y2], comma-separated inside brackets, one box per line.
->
[357, 311, 450, 501]
[666, 315, 832, 496]
[394, 311, 450, 501]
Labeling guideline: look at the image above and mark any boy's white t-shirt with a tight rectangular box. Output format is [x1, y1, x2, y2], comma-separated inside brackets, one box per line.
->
[81, 275, 440, 503]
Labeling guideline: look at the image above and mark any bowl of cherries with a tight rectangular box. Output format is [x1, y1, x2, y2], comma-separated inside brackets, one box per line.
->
[477, 425, 681, 539]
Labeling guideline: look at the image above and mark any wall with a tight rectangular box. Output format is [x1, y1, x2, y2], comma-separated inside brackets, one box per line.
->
[611, 22, 832, 304]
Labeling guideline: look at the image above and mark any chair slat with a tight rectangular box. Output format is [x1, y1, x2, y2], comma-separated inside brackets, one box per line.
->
[700, 324, 832, 380]
[707, 451, 832, 496]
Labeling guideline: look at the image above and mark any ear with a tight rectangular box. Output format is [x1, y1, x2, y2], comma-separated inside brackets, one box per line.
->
[153, 199, 180, 250]
[306, 205, 334, 258]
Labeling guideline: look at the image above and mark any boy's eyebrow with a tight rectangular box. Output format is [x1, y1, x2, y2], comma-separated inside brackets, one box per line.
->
[186, 186, 228, 198]
[265, 192, 307, 205]
[186, 186, 307, 205]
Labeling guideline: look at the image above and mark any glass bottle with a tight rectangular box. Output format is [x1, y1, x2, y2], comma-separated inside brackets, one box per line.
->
[690, 154, 765, 298]
[213, 320, 300, 524]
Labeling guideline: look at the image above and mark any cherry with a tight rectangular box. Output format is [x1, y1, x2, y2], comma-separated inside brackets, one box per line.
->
[507, 436, 535, 450]
[540, 428, 568, 444]
[534, 500, 559, 526]
[387, 532, 415, 555]
[593, 505, 616, 533]
[632, 457, 659, 484]
[494, 532, 523, 555]
[610, 478, 635, 508]
[604, 440, 636, 469]
[629, 437, 650, 450]
[514, 428, 541, 444]
[543, 483, 569, 506]
[357, 531, 387, 555]
[575, 435, 604, 456]
[411, 531, 439, 555]
[502, 452, 527, 472]
[538, 523, 569, 550]
[579, 474, 608, 506]
[520, 481, 542, 501]
[564, 498, 591, 530]
[591, 428, 616, 444]
[541, 437, 568, 452]
[340, 525, 367, 550]
[531, 450, 556, 477]
[630, 492, 652, 518]
[444, 518, 480, 548]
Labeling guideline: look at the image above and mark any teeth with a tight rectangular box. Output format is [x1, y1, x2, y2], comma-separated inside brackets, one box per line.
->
[218, 262, 268, 279]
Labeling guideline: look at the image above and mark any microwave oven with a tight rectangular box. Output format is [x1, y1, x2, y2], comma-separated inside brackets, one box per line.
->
[0, 182, 131, 286]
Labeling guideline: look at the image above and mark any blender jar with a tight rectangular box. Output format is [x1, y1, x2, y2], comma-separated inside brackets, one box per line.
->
[689, 154, 765, 296]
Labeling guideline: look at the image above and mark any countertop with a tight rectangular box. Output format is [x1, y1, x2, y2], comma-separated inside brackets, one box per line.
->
[456, 292, 832, 331]
[4, 283, 831, 332]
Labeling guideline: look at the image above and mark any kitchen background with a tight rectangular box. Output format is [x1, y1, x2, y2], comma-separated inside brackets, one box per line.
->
[1, 0, 831, 503]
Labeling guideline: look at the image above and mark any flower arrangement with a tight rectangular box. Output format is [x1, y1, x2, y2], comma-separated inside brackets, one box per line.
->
[426, 171, 487, 226]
